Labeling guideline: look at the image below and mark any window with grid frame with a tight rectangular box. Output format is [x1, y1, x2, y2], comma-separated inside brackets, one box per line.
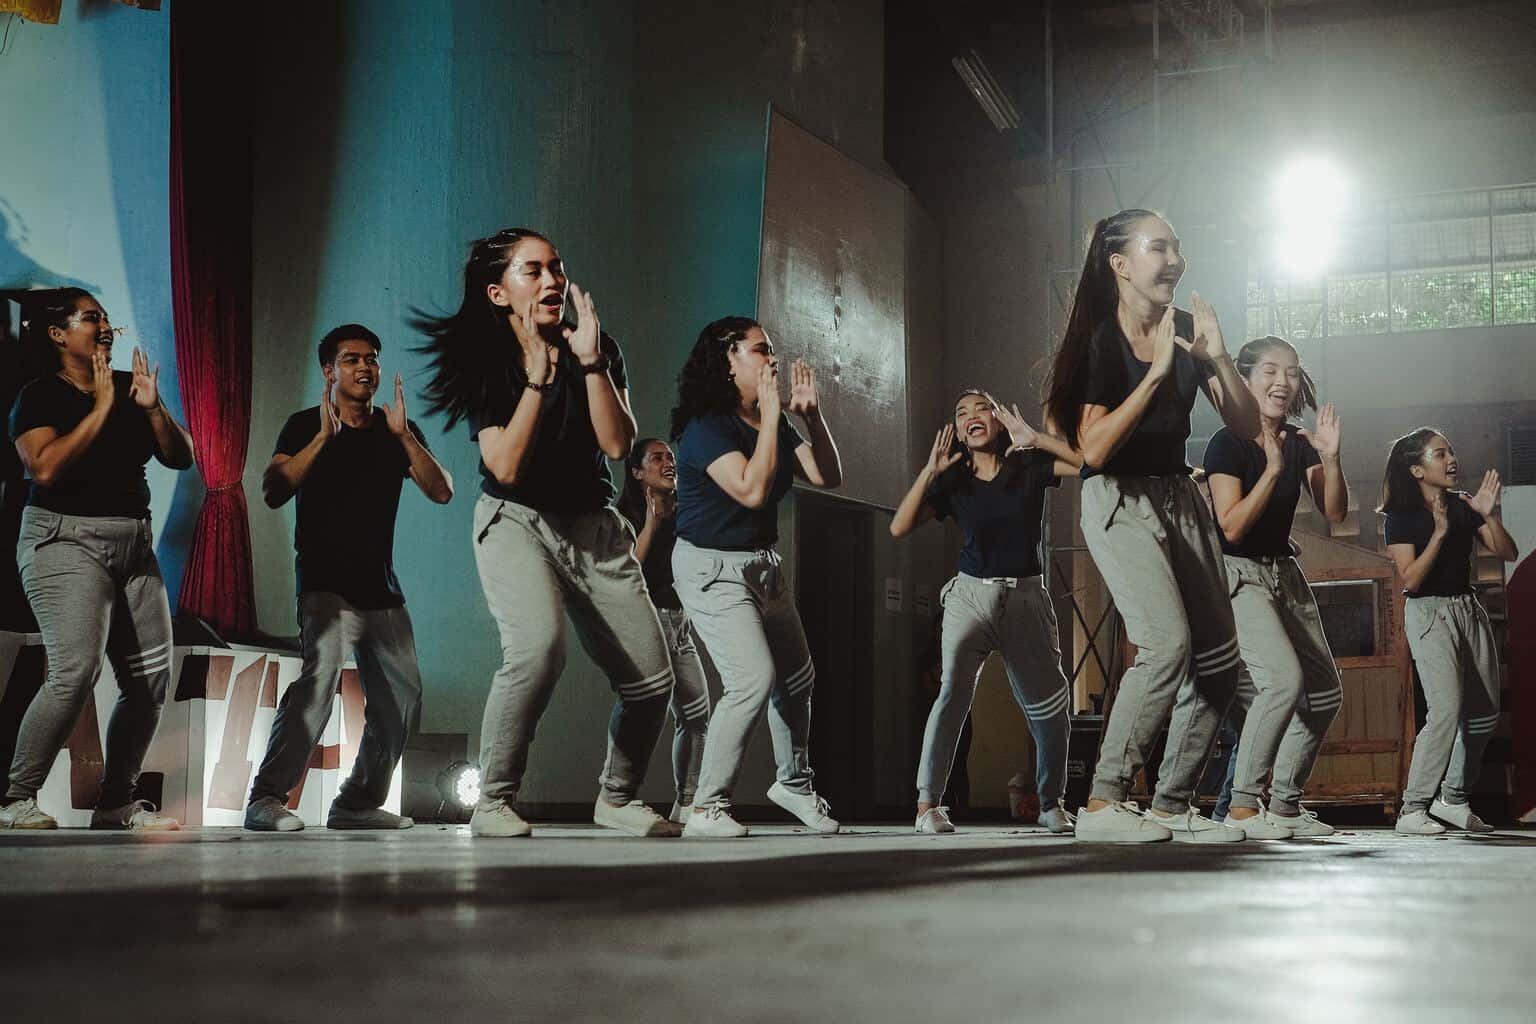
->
[1247, 185, 1536, 339]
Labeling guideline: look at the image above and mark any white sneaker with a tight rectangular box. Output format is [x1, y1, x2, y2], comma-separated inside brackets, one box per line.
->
[244, 796, 304, 832]
[1226, 809, 1294, 840]
[1147, 807, 1245, 844]
[682, 804, 749, 838]
[1074, 801, 1172, 844]
[1430, 798, 1495, 833]
[1395, 809, 1446, 835]
[0, 797, 57, 830]
[91, 800, 180, 831]
[593, 798, 683, 837]
[1273, 806, 1335, 837]
[915, 806, 956, 834]
[327, 803, 413, 830]
[1038, 805, 1076, 834]
[669, 802, 693, 825]
[470, 800, 532, 838]
[767, 782, 840, 834]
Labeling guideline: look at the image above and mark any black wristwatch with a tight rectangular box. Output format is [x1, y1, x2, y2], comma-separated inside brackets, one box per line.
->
[579, 353, 611, 375]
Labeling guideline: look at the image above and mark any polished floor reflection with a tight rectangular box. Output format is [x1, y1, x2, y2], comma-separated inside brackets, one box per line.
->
[1, 823, 1532, 1022]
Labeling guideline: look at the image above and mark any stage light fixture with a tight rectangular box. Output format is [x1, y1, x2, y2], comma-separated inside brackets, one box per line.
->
[1271, 156, 1348, 278]
[436, 761, 481, 816]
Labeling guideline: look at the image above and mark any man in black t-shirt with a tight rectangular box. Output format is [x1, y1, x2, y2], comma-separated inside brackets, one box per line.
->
[244, 325, 454, 832]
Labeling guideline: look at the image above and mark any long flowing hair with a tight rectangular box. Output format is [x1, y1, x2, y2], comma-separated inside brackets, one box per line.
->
[1233, 335, 1319, 419]
[668, 316, 760, 441]
[617, 436, 668, 531]
[412, 228, 551, 429]
[1377, 426, 1444, 514]
[1043, 209, 1160, 447]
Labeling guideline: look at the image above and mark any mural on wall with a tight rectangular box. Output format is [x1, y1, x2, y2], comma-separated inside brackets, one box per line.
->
[758, 110, 909, 509]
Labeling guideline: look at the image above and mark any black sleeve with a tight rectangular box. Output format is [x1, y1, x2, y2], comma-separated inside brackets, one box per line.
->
[924, 466, 957, 521]
[274, 409, 318, 457]
[1297, 435, 1322, 473]
[467, 394, 514, 441]
[1081, 328, 1125, 409]
[1202, 429, 1245, 480]
[602, 333, 628, 392]
[1382, 510, 1416, 548]
[7, 380, 60, 441]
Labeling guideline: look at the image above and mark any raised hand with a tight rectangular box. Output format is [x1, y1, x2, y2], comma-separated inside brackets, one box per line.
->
[645, 487, 676, 525]
[524, 329, 557, 388]
[562, 283, 602, 365]
[1150, 305, 1179, 378]
[788, 359, 818, 416]
[995, 403, 1040, 450]
[925, 425, 963, 476]
[1181, 292, 1227, 363]
[316, 369, 341, 443]
[128, 346, 159, 410]
[1260, 425, 1287, 476]
[756, 362, 781, 420]
[1461, 469, 1502, 518]
[91, 349, 116, 413]
[1298, 403, 1341, 460]
[379, 373, 410, 437]
[1431, 492, 1449, 536]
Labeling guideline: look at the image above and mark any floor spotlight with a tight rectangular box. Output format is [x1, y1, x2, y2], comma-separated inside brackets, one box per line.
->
[1271, 156, 1348, 278]
[435, 761, 481, 820]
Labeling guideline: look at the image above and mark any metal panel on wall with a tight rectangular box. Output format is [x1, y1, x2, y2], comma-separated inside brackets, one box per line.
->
[758, 110, 908, 509]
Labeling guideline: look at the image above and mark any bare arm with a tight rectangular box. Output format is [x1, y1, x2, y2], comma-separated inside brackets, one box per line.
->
[891, 427, 959, 538]
[15, 352, 115, 488]
[1209, 469, 1280, 545]
[1078, 309, 1178, 471]
[1187, 292, 1261, 439]
[379, 376, 452, 503]
[130, 348, 194, 469]
[1388, 494, 1450, 595]
[787, 360, 841, 489]
[1464, 471, 1518, 561]
[564, 285, 635, 460]
[703, 366, 783, 509]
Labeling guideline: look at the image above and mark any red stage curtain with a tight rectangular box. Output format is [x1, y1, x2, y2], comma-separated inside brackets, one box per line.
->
[169, 5, 256, 639]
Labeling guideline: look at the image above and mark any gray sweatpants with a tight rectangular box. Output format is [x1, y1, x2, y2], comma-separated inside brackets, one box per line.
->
[1080, 474, 1241, 814]
[249, 591, 424, 810]
[658, 605, 711, 806]
[7, 508, 172, 809]
[672, 538, 815, 811]
[1401, 593, 1500, 813]
[1223, 555, 1343, 815]
[917, 573, 1070, 809]
[472, 495, 673, 806]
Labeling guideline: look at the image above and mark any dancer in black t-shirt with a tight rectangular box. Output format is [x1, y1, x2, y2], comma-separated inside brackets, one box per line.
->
[1, 289, 193, 831]
[416, 228, 678, 838]
[1203, 336, 1349, 839]
[245, 324, 453, 832]
[1379, 428, 1518, 834]
[890, 389, 1081, 835]
[1042, 209, 1261, 844]
[618, 438, 711, 824]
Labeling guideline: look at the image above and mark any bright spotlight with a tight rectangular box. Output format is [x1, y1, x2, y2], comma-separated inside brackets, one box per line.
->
[1271, 156, 1349, 278]
[436, 761, 481, 816]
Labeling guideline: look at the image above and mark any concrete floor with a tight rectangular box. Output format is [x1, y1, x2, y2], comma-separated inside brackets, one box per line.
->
[2, 822, 1533, 1023]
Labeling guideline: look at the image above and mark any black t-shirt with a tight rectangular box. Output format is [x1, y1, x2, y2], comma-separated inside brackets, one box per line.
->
[1202, 427, 1321, 559]
[275, 407, 428, 611]
[8, 372, 156, 517]
[675, 411, 805, 551]
[466, 332, 628, 513]
[1383, 494, 1486, 598]
[925, 448, 1061, 579]
[1081, 309, 1209, 478]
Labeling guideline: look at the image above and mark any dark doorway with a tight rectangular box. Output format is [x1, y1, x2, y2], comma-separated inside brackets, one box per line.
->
[795, 491, 877, 820]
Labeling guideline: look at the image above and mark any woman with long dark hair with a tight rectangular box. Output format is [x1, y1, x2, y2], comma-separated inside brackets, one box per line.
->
[1043, 209, 1260, 843]
[0, 289, 193, 830]
[1203, 336, 1348, 839]
[415, 228, 677, 839]
[617, 437, 711, 823]
[1379, 428, 1517, 835]
[889, 389, 1081, 835]
[667, 316, 843, 838]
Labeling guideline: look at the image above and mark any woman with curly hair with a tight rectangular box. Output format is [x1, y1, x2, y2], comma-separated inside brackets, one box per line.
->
[415, 228, 678, 839]
[617, 437, 711, 823]
[667, 316, 843, 838]
[1379, 427, 1517, 835]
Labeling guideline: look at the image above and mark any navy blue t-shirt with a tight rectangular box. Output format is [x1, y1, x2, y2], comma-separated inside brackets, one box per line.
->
[1202, 427, 1321, 559]
[275, 407, 428, 611]
[1383, 494, 1485, 598]
[8, 371, 155, 517]
[675, 412, 805, 551]
[467, 332, 627, 514]
[1081, 309, 1209, 478]
[926, 448, 1060, 579]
